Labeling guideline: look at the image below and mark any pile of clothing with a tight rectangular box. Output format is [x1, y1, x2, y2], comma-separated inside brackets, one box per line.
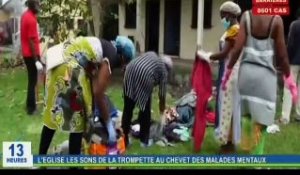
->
[130, 105, 193, 147]
[129, 90, 215, 147]
[130, 117, 190, 147]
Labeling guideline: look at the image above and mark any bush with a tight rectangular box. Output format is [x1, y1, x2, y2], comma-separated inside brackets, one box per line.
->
[0, 52, 23, 68]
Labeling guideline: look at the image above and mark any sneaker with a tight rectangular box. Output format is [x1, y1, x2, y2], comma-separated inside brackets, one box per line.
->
[124, 137, 133, 149]
[295, 116, 300, 122]
[27, 109, 39, 116]
[140, 139, 153, 148]
[126, 138, 133, 148]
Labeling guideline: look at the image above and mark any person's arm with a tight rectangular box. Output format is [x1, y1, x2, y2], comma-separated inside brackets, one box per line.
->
[227, 13, 247, 69]
[28, 19, 39, 61]
[94, 60, 111, 123]
[29, 39, 37, 61]
[273, 16, 290, 76]
[159, 69, 168, 115]
[210, 40, 234, 61]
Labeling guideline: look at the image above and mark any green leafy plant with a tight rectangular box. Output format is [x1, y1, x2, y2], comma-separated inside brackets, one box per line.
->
[39, 0, 91, 43]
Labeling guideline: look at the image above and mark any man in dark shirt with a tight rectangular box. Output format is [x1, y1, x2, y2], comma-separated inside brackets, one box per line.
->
[281, 9, 300, 124]
[21, 0, 43, 115]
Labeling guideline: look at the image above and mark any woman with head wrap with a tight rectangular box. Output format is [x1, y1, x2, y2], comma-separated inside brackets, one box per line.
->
[39, 36, 135, 155]
[121, 52, 173, 148]
[197, 1, 241, 153]
[222, 9, 297, 154]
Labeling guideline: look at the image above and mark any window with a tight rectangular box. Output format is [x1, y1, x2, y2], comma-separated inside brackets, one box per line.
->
[66, 19, 74, 30]
[124, 2, 137, 29]
[191, 0, 212, 29]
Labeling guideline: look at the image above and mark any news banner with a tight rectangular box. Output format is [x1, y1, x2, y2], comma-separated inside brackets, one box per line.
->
[2, 142, 300, 168]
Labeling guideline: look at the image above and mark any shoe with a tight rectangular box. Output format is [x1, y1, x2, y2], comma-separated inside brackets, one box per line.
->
[140, 139, 153, 148]
[218, 142, 236, 154]
[127, 138, 133, 147]
[124, 137, 133, 149]
[279, 118, 289, 125]
[27, 109, 38, 116]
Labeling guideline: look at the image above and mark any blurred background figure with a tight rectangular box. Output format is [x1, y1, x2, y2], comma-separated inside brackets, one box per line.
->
[280, 8, 300, 124]
[20, 0, 43, 115]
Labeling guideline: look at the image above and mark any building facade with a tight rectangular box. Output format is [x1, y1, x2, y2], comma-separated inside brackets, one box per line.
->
[118, 0, 300, 60]
[0, 0, 26, 48]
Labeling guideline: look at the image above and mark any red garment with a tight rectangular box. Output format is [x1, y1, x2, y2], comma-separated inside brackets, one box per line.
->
[70, 92, 83, 111]
[191, 54, 212, 152]
[205, 111, 215, 124]
[21, 10, 40, 58]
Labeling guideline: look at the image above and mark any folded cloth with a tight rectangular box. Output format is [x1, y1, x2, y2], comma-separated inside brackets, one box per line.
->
[196, 50, 212, 63]
[131, 124, 140, 133]
[173, 127, 190, 142]
[46, 43, 65, 71]
[175, 90, 197, 108]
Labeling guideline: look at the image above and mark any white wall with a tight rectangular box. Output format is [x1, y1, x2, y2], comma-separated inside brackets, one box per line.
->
[118, 3, 137, 39]
[203, 0, 230, 52]
[179, 0, 197, 59]
[158, 0, 165, 55]
[118, 1, 145, 52]
[158, 0, 197, 59]
[136, 0, 146, 53]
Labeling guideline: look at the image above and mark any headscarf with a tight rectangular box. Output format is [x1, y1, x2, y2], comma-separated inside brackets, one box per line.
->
[161, 55, 173, 70]
[115, 36, 136, 63]
[219, 1, 241, 17]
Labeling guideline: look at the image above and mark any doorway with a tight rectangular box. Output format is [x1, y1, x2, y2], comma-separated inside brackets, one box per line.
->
[145, 0, 160, 52]
[164, 0, 181, 56]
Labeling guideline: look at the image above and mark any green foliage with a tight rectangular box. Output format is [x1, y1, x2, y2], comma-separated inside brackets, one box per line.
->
[0, 52, 22, 68]
[39, 0, 91, 43]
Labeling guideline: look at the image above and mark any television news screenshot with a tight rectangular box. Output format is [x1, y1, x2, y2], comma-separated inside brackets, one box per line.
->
[0, 0, 299, 171]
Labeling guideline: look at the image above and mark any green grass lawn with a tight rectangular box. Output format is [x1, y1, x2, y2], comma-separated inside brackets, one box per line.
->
[0, 68, 300, 169]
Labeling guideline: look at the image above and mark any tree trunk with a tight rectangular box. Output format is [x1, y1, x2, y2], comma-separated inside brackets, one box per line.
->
[90, 0, 107, 38]
[87, 0, 95, 36]
[89, 0, 100, 37]
[89, 0, 119, 38]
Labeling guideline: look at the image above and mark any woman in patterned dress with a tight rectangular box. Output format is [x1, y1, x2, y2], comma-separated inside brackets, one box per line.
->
[38, 36, 135, 155]
[198, 1, 242, 153]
